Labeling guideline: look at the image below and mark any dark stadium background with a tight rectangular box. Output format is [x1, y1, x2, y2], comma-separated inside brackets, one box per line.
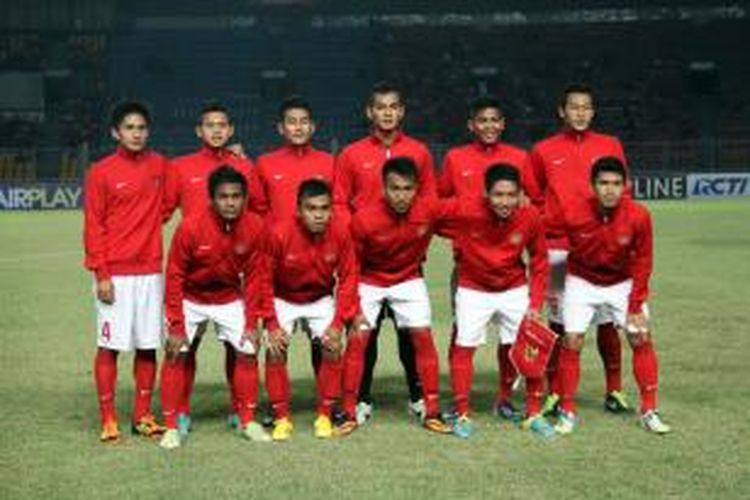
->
[0, 1, 748, 181]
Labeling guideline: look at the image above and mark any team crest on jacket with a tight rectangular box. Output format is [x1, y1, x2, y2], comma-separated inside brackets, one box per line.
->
[509, 232, 523, 245]
[524, 344, 539, 360]
[617, 234, 631, 246]
[324, 252, 337, 263]
[234, 243, 248, 255]
[416, 224, 428, 237]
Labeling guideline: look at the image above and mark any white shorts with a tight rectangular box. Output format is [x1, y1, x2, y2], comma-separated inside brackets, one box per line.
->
[546, 249, 612, 326]
[562, 275, 648, 334]
[455, 285, 529, 347]
[273, 295, 335, 340]
[359, 278, 431, 330]
[181, 299, 254, 355]
[94, 274, 163, 352]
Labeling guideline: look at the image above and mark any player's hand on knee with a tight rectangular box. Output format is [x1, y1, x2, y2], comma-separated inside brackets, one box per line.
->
[267, 328, 289, 357]
[626, 312, 649, 338]
[164, 334, 186, 360]
[322, 326, 343, 355]
[243, 327, 262, 353]
[97, 278, 114, 305]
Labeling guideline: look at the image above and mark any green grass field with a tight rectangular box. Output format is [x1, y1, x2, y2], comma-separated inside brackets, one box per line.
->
[1, 199, 749, 499]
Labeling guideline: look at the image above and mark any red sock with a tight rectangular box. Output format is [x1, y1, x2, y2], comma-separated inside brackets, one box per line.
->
[496, 343, 518, 403]
[546, 322, 565, 395]
[160, 358, 185, 429]
[633, 340, 659, 414]
[224, 343, 237, 414]
[558, 346, 581, 414]
[316, 356, 342, 417]
[450, 345, 476, 416]
[597, 323, 622, 393]
[233, 354, 259, 426]
[342, 331, 369, 419]
[133, 349, 157, 422]
[410, 328, 441, 417]
[265, 356, 290, 420]
[526, 376, 544, 416]
[94, 348, 118, 425]
[178, 349, 196, 415]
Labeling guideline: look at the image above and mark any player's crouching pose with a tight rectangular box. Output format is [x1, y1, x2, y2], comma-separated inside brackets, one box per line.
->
[437, 164, 553, 439]
[159, 166, 271, 449]
[339, 157, 454, 436]
[555, 157, 671, 435]
[261, 179, 358, 440]
[84, 101, 168, 443]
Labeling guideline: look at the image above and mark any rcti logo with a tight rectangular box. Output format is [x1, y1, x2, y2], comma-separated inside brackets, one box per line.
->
[691, 176, 749, 197]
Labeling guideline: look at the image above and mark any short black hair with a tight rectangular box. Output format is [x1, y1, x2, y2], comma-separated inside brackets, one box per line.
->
[469, 95, 503, 119]
[199, 101, 232, 124]
[279, 95, 313, 122]
[111, 100, 151, 129]
[559, 83, 595, 109]
[297, 178, 331, 206]
[484, 163, 521, 193]
[382, 156, 418, 184]
[590, 156, 627, 184]
[208, 165, 247, 198]
[368, 81, 403, 107]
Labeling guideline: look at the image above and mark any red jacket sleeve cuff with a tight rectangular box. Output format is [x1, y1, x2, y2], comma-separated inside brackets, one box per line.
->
[265, 317, 280, 332]
[628, 299, 645, 314]
[94, 268, 111, 281]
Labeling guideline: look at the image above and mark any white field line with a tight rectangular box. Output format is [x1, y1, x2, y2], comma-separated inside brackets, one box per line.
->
[0, 249, 80, 265]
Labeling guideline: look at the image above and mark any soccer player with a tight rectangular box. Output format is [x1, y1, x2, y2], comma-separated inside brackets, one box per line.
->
[83, 101, 167, 442]
[439, 95, 536, 420]
[333, 81, 437, 423]
[340, 157, 454, 436]
[261, 179, 358, 440]
[163, 101, 263, 433]
[437, 164, 552, 439]
[554, 157, 670, 435]
[253, 96, 335, 406]
[527, 84, 629, 415]
[254, 96, 334, 222]
[159, 166, 271, 449]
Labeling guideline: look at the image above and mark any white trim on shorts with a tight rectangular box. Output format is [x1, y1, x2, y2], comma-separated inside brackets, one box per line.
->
[562, 275, 645, 334]
[94, 273, 163, 352]
[359, 278, 431, 330]
[181, 299, 254, 355]
[455, 285, 530, 347]
[273, 295, 335, 340]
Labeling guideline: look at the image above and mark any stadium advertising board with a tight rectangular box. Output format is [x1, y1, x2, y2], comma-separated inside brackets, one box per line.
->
[686, 173, 750, 198]
[0, 181, 83, 210]
[632, 174, 687, 200]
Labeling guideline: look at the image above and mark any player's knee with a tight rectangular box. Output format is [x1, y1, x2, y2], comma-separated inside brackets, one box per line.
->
[626, 330, 651, 348]
[266, 351, 287, 363]
[321, 348, 340, 362]
[562, 333, 585, 351]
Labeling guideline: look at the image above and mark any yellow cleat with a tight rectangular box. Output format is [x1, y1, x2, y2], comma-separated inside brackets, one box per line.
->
[271, 418, 294, 441]
[423, 416, 452, 434]
[99, 420, 120, 443]
[313, 414, 333, 439]
[132, 414, 166, 438]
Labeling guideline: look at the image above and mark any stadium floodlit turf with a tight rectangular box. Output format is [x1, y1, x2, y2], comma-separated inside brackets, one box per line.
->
[1, 199, 748, 499]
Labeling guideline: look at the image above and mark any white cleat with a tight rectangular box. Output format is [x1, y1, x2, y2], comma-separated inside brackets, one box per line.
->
[159, 429, 181, 450]
[356, 402, 373, 426]
[242, 421, 272, 442]
[408, 399, 426, 422]
[641, 410, 671, 435]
